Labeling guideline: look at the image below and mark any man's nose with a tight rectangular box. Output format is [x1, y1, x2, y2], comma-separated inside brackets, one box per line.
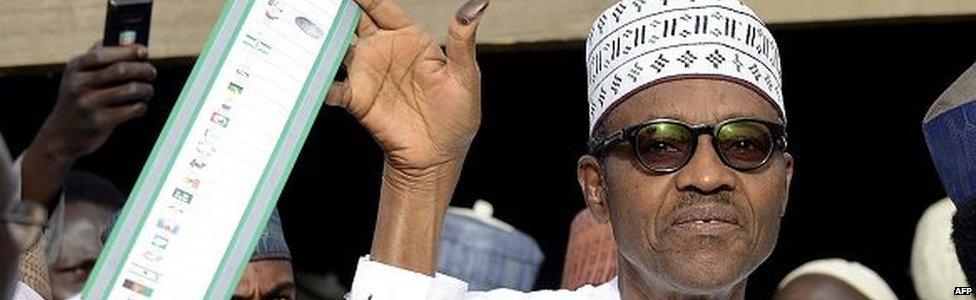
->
[673, 135, 737, 193]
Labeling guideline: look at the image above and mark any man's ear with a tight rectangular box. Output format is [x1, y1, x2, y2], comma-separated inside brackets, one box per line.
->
[578, 155, 611, 224]
[781, 152, 794, 217]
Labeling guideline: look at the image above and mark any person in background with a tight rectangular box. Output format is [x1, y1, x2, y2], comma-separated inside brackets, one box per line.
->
[232, 211, 296, 300]
[774, 259, 896, 300]
[10, 41, 155, 299]
[294, 272, 348, 300]
[912, 199, 970, 300]
[560, 209, 616, 290]
[437, 200, 544, 292]
[49, 171, 125, 300]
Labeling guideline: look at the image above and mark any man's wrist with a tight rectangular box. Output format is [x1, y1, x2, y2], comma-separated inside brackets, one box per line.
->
[21, 132, 76, 209]
[28, 127, 80, 164]
[381, 157, 466, 201]
[370, 157, 466, 275]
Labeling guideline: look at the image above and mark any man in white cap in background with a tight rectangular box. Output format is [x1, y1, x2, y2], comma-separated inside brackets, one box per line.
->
[774, 259, 897, 300]
[911, 199, 970, 300]
[315, 0, 794, 297]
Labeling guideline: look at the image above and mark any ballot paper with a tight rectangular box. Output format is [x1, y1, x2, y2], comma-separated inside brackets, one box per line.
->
[83, 0, 358, 298]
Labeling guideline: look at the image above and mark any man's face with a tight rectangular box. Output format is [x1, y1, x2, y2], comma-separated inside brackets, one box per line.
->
[578, 79, 793, 293]
[233, 259, 296, 300]
[51, 200, 115, 300]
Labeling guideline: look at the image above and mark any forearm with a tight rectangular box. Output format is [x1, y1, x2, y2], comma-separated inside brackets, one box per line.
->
[0, 234, 18, 299]
[21, 133, 76, 210]
[370, 158, 465, 276]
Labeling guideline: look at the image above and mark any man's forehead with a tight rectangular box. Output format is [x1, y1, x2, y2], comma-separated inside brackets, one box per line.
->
[599, 79, 782, 133]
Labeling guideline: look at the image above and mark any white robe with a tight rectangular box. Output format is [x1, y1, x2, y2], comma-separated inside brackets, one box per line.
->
[349, 256, 621, 300]
[12, 282, 44, 300]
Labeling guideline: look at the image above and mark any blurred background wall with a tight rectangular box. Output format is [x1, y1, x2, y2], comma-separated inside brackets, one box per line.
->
[2, 0, 976, 298]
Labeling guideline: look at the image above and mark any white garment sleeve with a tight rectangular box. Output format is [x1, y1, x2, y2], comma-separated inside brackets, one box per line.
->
[349, 256, 468, 300]
[12, 281, 44, 300]
[349, 256, 618, 300]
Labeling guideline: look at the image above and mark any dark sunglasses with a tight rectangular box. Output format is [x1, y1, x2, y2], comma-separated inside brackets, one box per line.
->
[589, 118, 788, 173]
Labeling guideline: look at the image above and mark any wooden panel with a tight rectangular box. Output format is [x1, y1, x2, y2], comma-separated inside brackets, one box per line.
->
[2, 0, 976, 68]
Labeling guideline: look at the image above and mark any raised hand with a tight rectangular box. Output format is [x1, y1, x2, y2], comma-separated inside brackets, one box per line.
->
[328, 0, 490, 275]
[23, 43, 156, 206]
[327, 0, 488, 176]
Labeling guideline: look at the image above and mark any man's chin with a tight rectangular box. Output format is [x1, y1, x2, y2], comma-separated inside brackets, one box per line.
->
[658, 248, 751, 294]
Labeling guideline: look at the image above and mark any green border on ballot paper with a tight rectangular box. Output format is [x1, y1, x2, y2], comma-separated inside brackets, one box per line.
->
[82, 0, 359, 298]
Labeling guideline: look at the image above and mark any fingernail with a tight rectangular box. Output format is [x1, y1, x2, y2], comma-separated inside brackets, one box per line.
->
[138, 47, 149, 59]
[456, 0, 489, 26]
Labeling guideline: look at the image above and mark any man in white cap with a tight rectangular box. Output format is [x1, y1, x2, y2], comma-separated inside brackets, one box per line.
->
[774, 259, 897, 300]
[911, 199, 970, 300]
[324, 0, 792, 298]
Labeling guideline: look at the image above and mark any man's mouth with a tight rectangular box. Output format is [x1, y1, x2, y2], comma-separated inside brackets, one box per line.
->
[670, 204, 742, 235]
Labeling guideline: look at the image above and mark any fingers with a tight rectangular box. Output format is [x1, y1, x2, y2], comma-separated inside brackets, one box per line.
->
[342, 43, 357, 70]
[455, 0, 489, 27]
[81, 82, 155, 108]
[87, 62, 158, 88]
[71, 44, 149, 71]
[98, 102, 150, 127]
[356, 12, 379, 37]
[446, 0, 489, 83]
[353, 0, 414, 30]
[325, 81, 351, 108]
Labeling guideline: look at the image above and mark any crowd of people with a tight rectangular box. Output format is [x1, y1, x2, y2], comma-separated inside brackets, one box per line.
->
[1, 0, 975, 299]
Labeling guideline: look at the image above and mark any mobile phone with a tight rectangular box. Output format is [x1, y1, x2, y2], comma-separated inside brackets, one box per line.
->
[103, 0, 154, 47]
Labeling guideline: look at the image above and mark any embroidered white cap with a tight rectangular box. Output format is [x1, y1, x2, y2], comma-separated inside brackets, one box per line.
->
[586, 0, 784, 134]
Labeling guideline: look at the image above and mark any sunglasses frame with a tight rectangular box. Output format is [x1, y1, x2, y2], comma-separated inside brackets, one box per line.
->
[589, 118, 788, 173]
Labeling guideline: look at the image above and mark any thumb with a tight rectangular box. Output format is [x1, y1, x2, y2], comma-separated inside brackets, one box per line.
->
[446, 0, 489, 82]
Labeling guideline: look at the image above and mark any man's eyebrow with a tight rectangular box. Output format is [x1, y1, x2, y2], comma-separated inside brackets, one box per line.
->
[713, 112, 780, 124]
[262, 282, 297, 298]
[636, 113, 767, 124]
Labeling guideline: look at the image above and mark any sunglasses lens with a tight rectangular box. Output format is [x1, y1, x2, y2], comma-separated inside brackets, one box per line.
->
[716, 121, 774, 169]
[634, 122, 694, 171]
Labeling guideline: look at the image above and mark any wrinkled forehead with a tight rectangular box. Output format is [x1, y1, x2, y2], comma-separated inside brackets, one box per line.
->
[596, 78, 783, 135]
